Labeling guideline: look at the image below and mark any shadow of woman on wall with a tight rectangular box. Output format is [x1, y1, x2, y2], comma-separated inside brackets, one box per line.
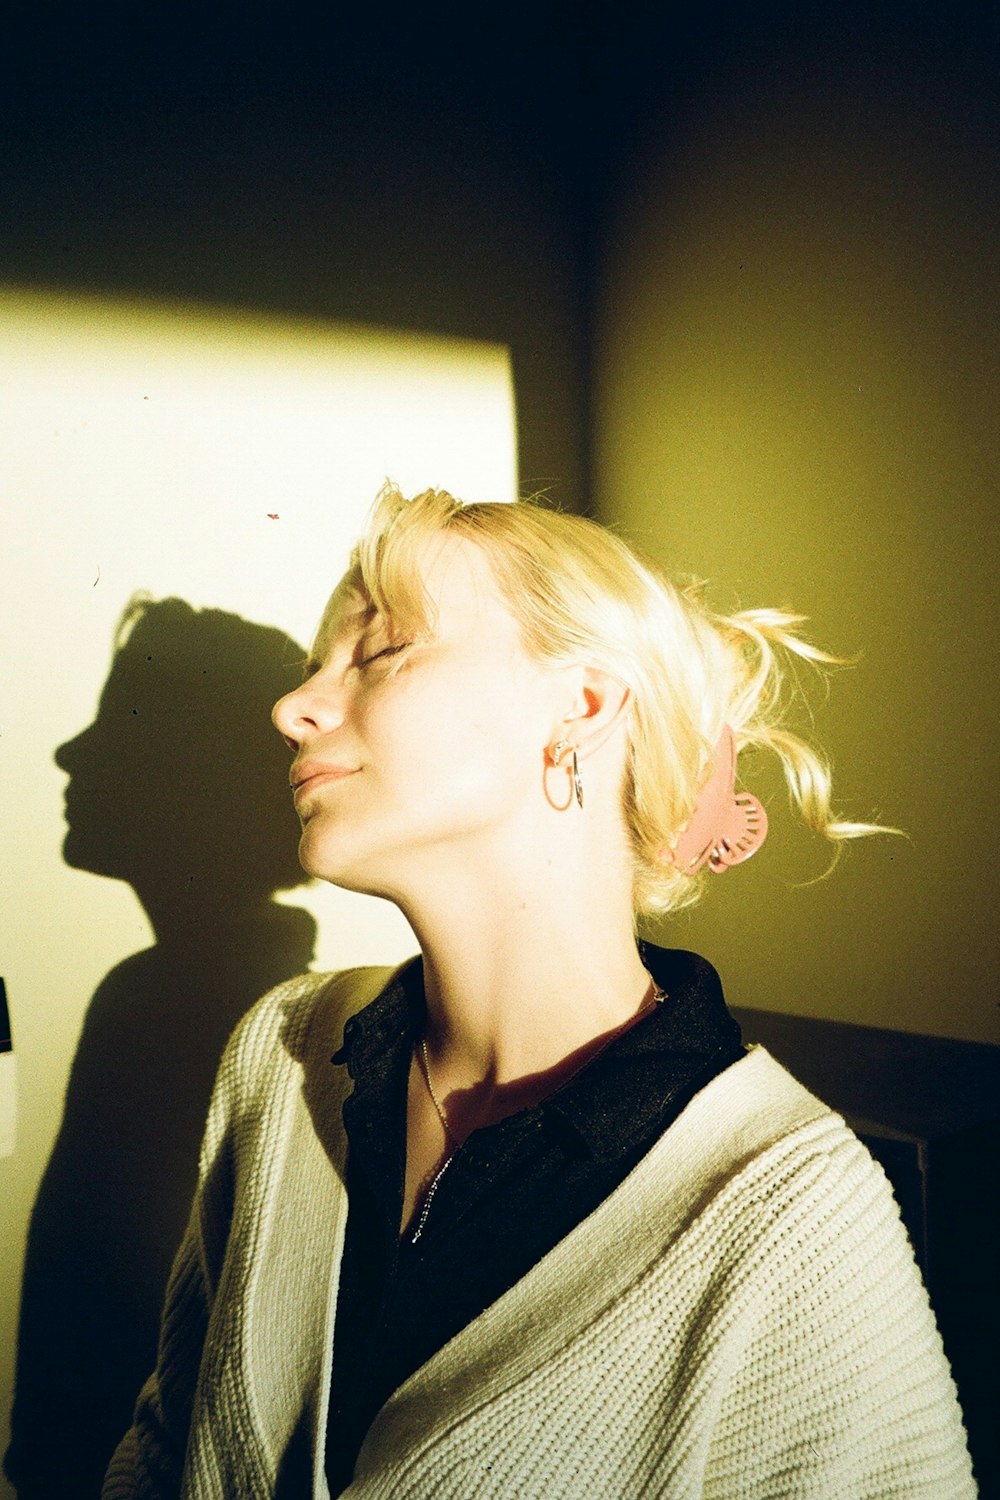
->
[5, 595, 317, 1500]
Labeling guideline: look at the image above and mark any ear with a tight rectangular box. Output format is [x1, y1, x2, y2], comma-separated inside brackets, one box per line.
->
[556, 665, 631, 760]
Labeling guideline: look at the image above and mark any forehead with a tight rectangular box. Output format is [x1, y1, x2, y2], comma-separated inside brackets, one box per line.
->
[317, 532, 518, 648]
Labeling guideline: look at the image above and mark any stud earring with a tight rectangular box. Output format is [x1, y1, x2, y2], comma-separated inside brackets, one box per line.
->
[552, 740, 570, 766]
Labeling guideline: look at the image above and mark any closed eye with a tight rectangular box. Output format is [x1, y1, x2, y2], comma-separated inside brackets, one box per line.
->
[359, 642, 411, 669]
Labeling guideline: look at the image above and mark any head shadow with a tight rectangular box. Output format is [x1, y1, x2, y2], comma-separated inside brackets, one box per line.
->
[7, 595, 318, 1499]
[55, 593, 309, 925]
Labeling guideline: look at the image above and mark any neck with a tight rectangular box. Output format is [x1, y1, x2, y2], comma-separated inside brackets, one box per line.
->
[399, 842, 650, 1094]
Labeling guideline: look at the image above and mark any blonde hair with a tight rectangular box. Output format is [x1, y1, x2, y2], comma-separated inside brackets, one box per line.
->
[343, 482, 889, 916]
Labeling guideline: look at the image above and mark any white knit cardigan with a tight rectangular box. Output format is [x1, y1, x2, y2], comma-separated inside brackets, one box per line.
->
[102, 967, 977, 1500]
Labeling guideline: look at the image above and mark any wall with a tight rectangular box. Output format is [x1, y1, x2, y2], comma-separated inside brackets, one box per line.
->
[593, 7, 999, 1044]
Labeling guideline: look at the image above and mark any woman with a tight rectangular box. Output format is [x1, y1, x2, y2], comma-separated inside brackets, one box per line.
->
[104, 485, 975, 1498]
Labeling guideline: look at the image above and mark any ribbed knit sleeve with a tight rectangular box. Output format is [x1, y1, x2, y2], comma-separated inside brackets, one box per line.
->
[701, 1118, 975, 1499]
[100, 1126, 227, 1492]
[100, 1232, 213, 1500]
[100, 973, 329, 1500]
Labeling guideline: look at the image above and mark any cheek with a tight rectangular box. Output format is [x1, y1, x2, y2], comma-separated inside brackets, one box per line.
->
[368, 699, 526, 821]
[401, 671, 541, 762]
[436, 686, 548, 805]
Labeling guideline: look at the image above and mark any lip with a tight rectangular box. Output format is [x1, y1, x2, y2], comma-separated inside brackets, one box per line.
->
[289, 761, 360, 798]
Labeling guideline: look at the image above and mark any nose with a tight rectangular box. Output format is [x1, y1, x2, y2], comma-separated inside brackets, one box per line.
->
[271, 676, 345, 749]
[55, 724, 95, 773]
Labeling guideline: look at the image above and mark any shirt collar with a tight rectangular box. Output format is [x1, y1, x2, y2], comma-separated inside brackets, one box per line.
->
[332, 943, 743, 1167]
[331, 954, 424, 1075]
[542, 945, 743, 1161]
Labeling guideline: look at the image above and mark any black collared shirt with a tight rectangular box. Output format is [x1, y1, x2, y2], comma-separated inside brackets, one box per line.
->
[325, 943, 743, 1496]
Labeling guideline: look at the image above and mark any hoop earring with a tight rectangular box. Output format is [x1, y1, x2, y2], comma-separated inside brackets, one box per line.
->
[550, 740, 583, 809]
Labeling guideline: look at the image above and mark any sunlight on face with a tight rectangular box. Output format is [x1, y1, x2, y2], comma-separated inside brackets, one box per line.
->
[273, 535, 565, 904]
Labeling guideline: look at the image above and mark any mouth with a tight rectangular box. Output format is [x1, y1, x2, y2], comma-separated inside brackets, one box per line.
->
[289, 764, 360, 800]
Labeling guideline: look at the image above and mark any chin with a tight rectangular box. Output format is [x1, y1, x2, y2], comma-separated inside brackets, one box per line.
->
[297, 826, 400, 902]
[298, 826, 361, 888]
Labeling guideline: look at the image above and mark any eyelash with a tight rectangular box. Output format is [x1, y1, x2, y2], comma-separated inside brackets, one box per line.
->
[359, 642, 411, 670]
[298, 641, 411, 684]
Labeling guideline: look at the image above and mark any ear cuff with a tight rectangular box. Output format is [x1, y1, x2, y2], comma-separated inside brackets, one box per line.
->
[668, 726, 768, 875]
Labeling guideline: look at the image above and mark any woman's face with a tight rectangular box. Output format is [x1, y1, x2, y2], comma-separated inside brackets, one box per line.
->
[272, 534, 565, 901]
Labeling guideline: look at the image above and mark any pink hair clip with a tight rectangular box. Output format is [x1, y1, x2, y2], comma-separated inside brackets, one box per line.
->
[668, 725, 768, 875]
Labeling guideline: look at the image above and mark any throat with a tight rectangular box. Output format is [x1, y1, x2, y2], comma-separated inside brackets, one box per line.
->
[400, 971, 668, 1237]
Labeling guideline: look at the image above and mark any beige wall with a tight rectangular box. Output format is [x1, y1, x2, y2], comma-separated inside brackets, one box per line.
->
[594, 52, 998, 1043]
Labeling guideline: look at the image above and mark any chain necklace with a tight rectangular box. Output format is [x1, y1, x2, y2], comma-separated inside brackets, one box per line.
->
[409, 973, 667, 1243]
[408, 1153, 454, 1244]
[418, 1036, 460, 1151]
